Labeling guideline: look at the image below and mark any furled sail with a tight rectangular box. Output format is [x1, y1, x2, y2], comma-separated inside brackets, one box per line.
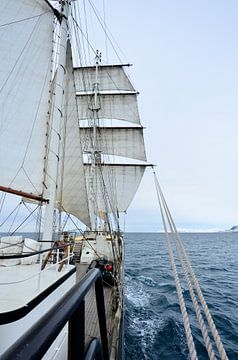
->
[74, 65, 140, 124]
[57, 43, 91, 227]
[0, 0, 54, 196]
[84, 164, 146, 214]
[81, 126, 146, 161]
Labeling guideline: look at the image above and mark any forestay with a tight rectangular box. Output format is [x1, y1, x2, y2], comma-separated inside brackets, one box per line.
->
[0, 0, 54, 195]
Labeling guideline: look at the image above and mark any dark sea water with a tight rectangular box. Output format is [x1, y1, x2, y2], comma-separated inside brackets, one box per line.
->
[124, 232, 238, 360]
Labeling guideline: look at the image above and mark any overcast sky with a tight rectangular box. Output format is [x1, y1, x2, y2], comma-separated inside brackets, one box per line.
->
[1, 1, 238, 233]
[92, 0, 238, 231]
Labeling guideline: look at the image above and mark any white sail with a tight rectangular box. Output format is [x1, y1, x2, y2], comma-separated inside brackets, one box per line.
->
[74, 64, 135, 93]
[74, 64, 141, 124]
[57, 43, 91, 227]
[76, 63, 147, 223]
[76, 93, 140, 124]
[0, 0, 54, 195]
[84, 164, 146, 214]
[81, 127, 146, 161]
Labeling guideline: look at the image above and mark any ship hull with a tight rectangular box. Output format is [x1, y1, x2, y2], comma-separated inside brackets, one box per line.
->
[0, 234, 125, 359]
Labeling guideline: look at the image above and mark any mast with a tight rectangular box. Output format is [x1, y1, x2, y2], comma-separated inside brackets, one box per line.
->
[75, 63, 148, 229]
[89, 50, 101, 231]
[43, 1, 70, 246]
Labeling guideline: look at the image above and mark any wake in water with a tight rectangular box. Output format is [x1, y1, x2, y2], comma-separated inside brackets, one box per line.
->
[125, 274, 188, 360]
[124, 233, 238, 359]
[125, 274, 162, 359]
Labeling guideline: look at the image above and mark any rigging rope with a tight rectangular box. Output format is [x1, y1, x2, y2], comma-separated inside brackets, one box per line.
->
[0, 16, 41, 95]
[61, 208, 101, 258]
[154, 172, 198, 360]
[0, 192, 6, 215]
[153, 169, 228, 360]
[102, 0, 108, 63]
[0, 12, 50, 28]
[156, 179, 216, 359]
[71, 13, 97, 56]
[82, 0, 91, 62]
[9, 205, 40, 236]
[87, 0, 128, 64]
[157, 178, 228, 360]
[0, 202, 22, 229]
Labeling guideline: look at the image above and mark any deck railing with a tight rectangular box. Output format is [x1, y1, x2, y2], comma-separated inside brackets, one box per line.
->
[1, 268, 109, 360]
[85, 338, 103, 360]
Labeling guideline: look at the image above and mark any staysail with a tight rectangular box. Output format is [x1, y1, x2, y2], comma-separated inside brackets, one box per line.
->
[57, 43, 91, 227]
[0, 0, 54, 196]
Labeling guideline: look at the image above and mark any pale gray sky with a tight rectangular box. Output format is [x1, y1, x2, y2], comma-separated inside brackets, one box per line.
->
[96, 0, 238, 231]
[1, 1, 238, 233]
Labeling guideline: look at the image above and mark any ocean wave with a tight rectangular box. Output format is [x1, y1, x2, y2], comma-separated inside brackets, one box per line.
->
[125, 275, 150, 308]
[150, 294, 169, 308]
[157, 282, 176, 293]
[125, 294, 164, 360]
[128, 317, 163, 360]
[137, 275, 157, 287]
[125, 232, 238, 359]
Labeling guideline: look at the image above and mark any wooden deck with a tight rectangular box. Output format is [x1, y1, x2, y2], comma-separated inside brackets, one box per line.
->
[76, 264, 114, 348]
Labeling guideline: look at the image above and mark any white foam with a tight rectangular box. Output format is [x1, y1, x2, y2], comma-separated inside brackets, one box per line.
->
[129, 316, 163, 359]
[125, 276, 150, 307]
[137, 275, 157, 287]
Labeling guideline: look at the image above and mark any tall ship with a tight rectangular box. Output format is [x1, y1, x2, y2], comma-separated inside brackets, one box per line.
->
[0, 0, 149, 359]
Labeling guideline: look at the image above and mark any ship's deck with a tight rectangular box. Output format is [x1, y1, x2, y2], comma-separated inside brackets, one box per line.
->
[0, 261, 116, 355]
[0, 264, 75, 313]
[76, 264, 114, 347]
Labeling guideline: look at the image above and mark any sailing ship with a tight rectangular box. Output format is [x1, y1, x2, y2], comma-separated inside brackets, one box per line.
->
[0, 0, 149, 358]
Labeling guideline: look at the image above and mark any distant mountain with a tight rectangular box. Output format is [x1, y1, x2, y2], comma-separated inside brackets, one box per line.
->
[176, 227, 224, 233]
[229, 226, 238, 232]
